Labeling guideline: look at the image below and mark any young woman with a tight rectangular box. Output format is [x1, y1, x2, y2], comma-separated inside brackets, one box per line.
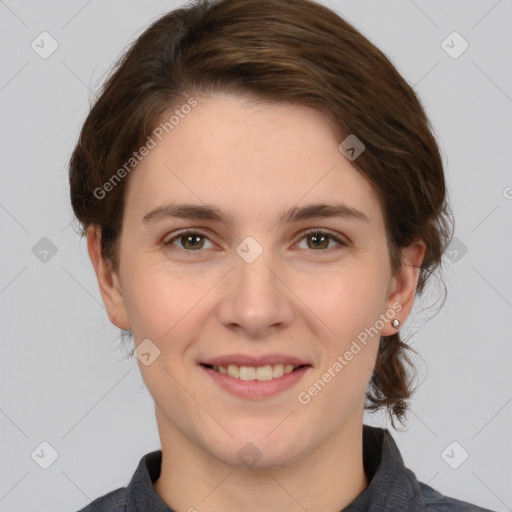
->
[69, 0, 494, 510]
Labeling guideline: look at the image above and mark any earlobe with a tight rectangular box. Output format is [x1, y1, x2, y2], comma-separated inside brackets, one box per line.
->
[86, 225, 130, 330]
[381, 240, 426, 336]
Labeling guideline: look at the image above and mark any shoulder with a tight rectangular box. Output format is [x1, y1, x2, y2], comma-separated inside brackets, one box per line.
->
[419, 482, 496, 512]
[74, 487, 127, 512]
[73, 449, 162, 512]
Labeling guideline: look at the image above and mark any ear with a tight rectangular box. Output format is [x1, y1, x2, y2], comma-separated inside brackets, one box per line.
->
[380, 239, 426, 336]
[86, 225, 130, 330]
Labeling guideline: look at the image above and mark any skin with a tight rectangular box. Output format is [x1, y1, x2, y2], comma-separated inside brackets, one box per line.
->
[88, 93, 425, 512]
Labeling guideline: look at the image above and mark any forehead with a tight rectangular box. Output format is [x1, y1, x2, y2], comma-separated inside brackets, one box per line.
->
[123, 93, 383, 228]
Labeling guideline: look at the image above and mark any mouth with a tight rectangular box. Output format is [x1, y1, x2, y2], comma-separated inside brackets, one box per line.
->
[199, 355, 312, 399]
[200, 362, 310, 381]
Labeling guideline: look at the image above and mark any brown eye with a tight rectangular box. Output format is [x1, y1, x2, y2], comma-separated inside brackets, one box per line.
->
[180, 233, 205, 250]
[307, 232, 329, 250]
[298, 230, 347, 251]
[163, 231, 213, 251]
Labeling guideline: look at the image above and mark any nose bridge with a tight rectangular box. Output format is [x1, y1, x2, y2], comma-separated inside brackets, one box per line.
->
[217, 236, 293, 334]
[237, 244, 276, 294]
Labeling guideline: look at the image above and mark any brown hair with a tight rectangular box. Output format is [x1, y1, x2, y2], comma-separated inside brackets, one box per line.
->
[69, 0, 453, 425]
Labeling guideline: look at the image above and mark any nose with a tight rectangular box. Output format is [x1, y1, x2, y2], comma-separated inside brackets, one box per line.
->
[216, 242, 295, 338]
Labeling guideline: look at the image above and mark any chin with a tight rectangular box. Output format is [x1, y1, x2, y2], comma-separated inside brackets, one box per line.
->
[211, 442, 305, 471]
[206, 421, 313, 470]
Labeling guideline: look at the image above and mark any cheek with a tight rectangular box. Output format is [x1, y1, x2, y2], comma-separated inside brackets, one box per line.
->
[291, 265, 386, 397]
[295, 272, 384, 413]
[121, 261, 211, 341]
[294, 264, 389, 339]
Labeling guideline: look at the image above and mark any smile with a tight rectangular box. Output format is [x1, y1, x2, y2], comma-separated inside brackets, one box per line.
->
[203, 363, 303, 381]
[199, 356, 312, 399]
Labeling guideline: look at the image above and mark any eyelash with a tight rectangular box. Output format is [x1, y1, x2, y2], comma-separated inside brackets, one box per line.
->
[162, 228, 348, 253]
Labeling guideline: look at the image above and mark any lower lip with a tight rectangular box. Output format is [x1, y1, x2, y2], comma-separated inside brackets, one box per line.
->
[200, 365, 311, 399]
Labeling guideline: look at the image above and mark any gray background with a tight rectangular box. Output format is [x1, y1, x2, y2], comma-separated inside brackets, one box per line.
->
[1, 0, 511, 511]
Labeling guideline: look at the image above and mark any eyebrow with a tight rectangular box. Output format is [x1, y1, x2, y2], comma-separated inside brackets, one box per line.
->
[142, 202, 369, 226]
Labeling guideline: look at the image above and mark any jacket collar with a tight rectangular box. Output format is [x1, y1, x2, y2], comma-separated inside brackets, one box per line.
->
[343, 425, 425, 511]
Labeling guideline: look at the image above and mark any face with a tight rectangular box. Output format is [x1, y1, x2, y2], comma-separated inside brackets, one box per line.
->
[90, 93, 423, 469]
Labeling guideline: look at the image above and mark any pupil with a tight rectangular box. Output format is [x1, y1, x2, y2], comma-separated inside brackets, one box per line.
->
[310, 233, 328, 249]
[184, 234, 203, 249]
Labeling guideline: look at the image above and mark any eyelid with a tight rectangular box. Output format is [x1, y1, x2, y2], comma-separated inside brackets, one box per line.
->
[297, 228, 349, 248]
[162, 228, 216, 247]
[162, 227, 349, 251]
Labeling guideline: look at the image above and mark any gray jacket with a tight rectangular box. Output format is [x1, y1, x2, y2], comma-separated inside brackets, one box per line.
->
[76, 425, 495, 511]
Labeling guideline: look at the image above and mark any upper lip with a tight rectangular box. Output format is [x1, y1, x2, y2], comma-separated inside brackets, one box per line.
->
[200, 354, 312, 367]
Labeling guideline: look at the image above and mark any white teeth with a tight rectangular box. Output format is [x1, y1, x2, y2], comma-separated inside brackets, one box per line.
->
[240, 366, 256, 380]
[227, 364, 239, 378]
[255, 365, 273, 381]
[272, 364, 284, 378]
[211, 363, 301, 381]
[284, 364, 294, 374]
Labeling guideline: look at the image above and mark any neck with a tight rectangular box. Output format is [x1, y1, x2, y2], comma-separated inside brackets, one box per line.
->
[153, 412, 368, 512]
